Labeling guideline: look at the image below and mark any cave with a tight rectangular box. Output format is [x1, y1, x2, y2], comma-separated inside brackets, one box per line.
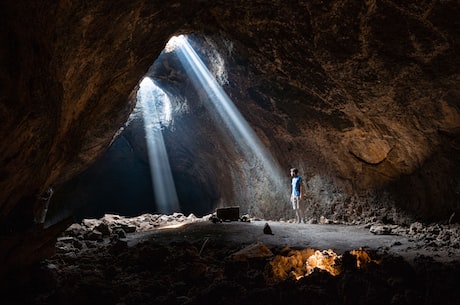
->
[1, 1, 459, 304]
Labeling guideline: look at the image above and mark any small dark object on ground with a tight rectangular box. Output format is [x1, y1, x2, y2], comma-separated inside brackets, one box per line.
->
[263, 223, 274, 235]
[216, 206, 240, 221]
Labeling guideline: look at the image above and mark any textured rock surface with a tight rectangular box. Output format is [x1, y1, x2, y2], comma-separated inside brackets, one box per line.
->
[0, 0, 459, 274]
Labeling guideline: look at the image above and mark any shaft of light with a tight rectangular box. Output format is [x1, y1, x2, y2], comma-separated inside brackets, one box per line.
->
[173, 35, 284, 189]
[138, 77, 180, 214]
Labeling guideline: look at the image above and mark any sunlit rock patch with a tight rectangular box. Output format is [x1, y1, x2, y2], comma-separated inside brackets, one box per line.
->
[267, 247, 381, 281]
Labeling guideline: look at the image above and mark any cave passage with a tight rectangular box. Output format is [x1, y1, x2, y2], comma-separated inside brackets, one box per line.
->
[138, 77, 179, 214]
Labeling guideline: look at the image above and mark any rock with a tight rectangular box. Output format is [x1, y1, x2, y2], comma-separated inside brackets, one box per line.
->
[96, 222, 111, 236]
[409, 222, 424, 235]
[268, 248, 316, 281]
[347, 130, 392, 165]
[229, 242, 274, 261]
[85, 230, 103, 241]
[82, 219, 102, 230]
[319, 216, 331, 224]
[64, 223, 84, 237]
[210, 214, 221, 223]
[187, 213, 198, 220]
[172, 212, 185, 220]
[112, 228, 127, 239]
[101, 214, 122, 222]
[370, 225, 393, 235]
[57, 236, 76, 243]
[120, 224, 136, 233]
[263, 223, 274, 235]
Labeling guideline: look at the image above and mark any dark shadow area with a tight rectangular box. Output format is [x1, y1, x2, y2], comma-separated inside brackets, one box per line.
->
[388, 129, 460, 222]
[173, 172, 217, 216]
[48, 133, 156, 222]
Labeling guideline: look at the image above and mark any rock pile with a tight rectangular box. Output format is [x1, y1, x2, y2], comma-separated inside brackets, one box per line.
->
[369, 221, 460, 255]
[63, 212, 204, 241]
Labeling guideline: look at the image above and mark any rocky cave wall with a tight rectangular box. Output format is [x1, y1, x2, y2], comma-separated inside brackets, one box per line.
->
[48, 44, 239, 221]
[0, 0, 459, 273]
[208, 1, 460, 222]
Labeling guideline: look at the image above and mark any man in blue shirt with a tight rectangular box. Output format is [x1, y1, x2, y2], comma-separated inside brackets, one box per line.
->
[290, 168, 304, 223]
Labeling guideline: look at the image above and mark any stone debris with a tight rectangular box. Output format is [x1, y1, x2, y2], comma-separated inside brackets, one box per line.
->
[2, 213, 460, 305]
[369, 224, 396, 235]
[368, 221, 460, 250]
[63, 212, 203, 240]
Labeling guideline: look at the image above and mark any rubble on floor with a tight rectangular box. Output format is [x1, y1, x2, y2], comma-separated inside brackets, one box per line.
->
[2, 213, 460, 305]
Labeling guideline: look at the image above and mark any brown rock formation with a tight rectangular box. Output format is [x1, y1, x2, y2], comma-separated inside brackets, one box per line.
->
[0, 0, 459, 274]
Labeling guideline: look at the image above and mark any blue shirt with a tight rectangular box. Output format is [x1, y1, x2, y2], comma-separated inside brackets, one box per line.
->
[291, 176, 302, 196]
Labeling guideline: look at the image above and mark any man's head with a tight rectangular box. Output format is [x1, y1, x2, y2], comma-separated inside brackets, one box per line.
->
[290, 168, 298, 177]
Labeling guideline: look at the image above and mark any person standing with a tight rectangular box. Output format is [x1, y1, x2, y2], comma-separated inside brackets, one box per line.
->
[290, 168, 304, 223]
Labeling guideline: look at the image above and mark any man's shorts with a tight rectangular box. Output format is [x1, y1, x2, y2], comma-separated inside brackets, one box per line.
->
[291, 196, 301, 210]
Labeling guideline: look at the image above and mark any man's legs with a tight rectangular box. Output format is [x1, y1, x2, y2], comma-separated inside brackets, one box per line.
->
[292, 196, 303, 223]
[298, 206, 305, 223]
[295, 209, 301, 223]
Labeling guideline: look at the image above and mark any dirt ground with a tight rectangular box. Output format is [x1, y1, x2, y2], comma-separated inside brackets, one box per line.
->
[135, 221, 432, 258]
[2, 215, 460, 305]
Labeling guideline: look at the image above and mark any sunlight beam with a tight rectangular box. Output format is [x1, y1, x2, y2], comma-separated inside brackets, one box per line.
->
[138, 77, 179, 214]
[173, 35, 285, 192]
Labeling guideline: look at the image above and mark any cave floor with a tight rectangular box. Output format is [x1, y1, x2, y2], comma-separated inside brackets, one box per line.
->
[129, 220, 457, 264]
[4, 218, 460, 305]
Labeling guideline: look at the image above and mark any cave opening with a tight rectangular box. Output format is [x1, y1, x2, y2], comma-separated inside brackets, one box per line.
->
[170, 34, 286, 214]
[47, 34, 288, 224]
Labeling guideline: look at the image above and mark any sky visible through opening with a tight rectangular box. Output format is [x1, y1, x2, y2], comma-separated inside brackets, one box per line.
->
[139, 35, 284, 215]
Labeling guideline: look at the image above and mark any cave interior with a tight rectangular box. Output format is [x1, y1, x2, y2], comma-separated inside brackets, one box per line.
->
[0, 1, 459, 304]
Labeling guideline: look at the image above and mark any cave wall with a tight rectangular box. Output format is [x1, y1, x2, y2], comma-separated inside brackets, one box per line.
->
[0, 0, 200, 227]
[207, 1, 460, 221]
[0, 0, 459, 246]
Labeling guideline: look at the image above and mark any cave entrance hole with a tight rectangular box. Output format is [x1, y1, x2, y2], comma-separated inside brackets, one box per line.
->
[47, 34, 287, 224]
[126, 34, 286, 219]
[142, 34, 286, 217]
